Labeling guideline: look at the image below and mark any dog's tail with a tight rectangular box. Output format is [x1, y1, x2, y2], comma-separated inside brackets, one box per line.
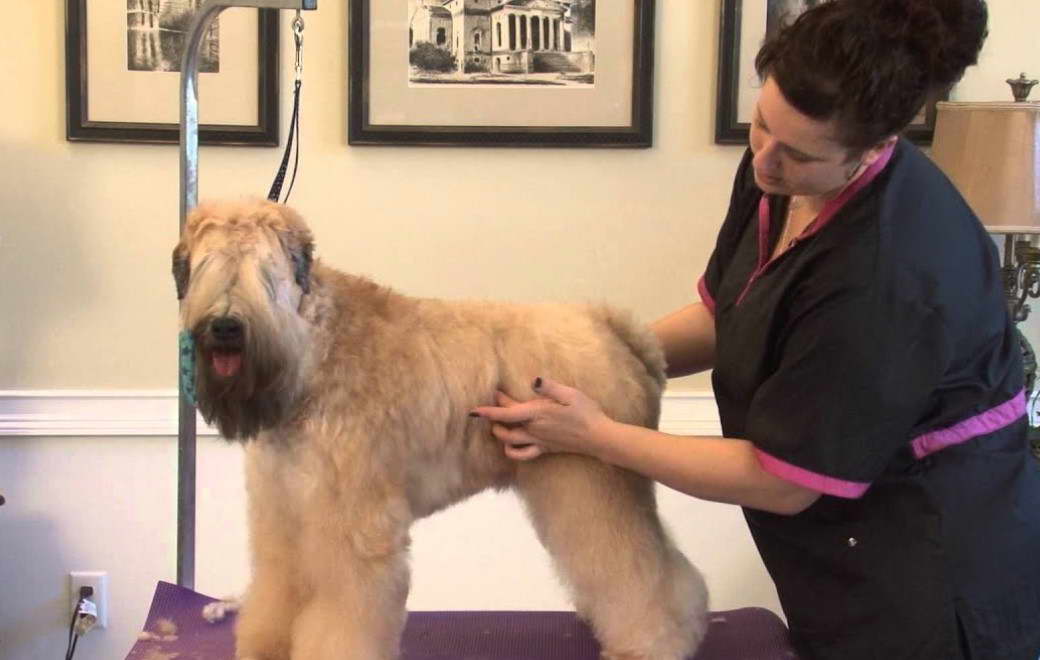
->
[596, 306, 667, 390]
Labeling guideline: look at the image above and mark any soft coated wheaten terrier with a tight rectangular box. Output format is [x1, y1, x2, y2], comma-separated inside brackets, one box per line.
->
[172, 199, 708, 660]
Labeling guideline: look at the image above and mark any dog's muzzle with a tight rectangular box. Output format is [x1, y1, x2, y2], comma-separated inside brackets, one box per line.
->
[207, 316, 245, 378]
[211, 316, 244, 344]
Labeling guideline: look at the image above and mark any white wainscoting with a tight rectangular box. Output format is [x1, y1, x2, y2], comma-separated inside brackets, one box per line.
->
[0, 390, 721, 438]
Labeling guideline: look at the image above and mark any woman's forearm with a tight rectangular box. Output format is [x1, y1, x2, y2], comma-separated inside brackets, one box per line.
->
[651, 303, 716, 378]
[590, 419, 820, 515]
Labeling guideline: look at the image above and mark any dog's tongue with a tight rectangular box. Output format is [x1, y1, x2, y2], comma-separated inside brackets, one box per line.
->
[212, 352, 242, 378]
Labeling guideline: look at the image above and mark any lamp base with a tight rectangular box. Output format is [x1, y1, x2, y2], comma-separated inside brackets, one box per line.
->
[1015, 327, 1040, 461]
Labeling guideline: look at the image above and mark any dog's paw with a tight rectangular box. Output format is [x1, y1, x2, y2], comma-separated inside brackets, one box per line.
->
[202, 599, 241, 623]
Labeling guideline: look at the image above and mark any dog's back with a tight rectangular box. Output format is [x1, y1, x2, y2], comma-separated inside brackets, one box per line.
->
[302, 266, 665, 431]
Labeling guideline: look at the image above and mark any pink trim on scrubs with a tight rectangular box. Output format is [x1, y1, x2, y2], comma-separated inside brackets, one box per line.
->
[698, 275, 716, 315]
[736, 141, 898, 306]
[755, 448, 871, 499]
[911, 390, 1026, 459]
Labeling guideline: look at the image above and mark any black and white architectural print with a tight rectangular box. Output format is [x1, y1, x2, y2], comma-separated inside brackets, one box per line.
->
[765, 0, 822, 39]
[407, 0, 595, 86]
[127, 0, 220, 73]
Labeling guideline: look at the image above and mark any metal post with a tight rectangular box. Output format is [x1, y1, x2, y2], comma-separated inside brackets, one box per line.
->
[177, 0, 317, 590]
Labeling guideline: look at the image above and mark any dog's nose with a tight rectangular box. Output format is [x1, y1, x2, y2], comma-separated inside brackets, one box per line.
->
[211, 317, 243, 343]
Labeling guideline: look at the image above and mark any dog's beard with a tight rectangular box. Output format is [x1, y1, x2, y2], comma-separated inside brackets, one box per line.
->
[193, 317, 305, 441]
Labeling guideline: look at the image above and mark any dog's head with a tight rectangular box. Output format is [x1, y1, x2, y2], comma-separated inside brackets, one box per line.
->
[172, 199, 315, 440]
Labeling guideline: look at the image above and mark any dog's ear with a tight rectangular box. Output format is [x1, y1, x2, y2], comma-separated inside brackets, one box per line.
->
[291, 240, 313, 294]
[172, 243, 191, 300]
[271, 202, 315, 294]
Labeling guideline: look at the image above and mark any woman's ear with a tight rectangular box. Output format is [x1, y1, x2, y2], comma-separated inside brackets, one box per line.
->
[861, 135, 898, 169]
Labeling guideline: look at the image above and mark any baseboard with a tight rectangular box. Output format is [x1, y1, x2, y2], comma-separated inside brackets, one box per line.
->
[0, 390, 219, 437]
[0, 390, 721, 438]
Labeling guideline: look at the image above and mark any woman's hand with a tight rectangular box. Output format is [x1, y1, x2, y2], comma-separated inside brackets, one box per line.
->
[469, 377, 612, 461]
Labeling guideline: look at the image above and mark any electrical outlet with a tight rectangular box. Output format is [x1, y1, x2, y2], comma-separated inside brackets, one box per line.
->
[69, 571, 108, 629]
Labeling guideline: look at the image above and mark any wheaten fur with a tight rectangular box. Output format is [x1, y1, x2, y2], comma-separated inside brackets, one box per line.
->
[172, 198, 709, 660]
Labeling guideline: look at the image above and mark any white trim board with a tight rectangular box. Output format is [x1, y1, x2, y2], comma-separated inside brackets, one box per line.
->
[0, 390, 721, 438]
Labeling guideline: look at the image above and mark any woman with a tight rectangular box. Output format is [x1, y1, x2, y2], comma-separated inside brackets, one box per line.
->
[471, 0, 1040, 658]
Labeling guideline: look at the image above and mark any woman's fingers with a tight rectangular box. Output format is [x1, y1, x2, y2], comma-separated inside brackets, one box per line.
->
[495, 391, 521, 406]
[490, 422, 535, 446]
[473, 378, 572, 419]
[531, 376, 576, 405]
[503, 442, 545, 461]
[470, 401, 535, 424]
[490, 423, 544, 460]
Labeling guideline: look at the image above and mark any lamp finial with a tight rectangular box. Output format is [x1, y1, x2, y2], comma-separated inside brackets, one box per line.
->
[1007, 72, 1039, 102]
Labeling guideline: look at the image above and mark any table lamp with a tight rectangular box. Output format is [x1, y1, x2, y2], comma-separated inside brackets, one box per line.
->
[930, 74, 1040, 457]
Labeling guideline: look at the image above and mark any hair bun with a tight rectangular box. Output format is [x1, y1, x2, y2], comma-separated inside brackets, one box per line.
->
[863, 0, 988, 88]
[754, 0, 990, 148]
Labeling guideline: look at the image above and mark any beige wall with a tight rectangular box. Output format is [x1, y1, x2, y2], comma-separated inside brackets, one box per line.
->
[0, 1, 1036, 659]
[1, 0, 736, 392]
[2, 1, 1032, 390]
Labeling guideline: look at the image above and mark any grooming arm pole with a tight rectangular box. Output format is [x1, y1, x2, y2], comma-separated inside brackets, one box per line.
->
[177, 0, 317, 590]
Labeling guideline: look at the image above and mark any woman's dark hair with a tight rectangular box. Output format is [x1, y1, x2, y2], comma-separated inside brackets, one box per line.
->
[755, 0, 989, 152]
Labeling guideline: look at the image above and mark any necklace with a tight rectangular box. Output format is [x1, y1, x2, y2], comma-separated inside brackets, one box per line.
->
[778, 215, 794, 251]
[778, 198, 801, 251]
[775, 195, 816, 257]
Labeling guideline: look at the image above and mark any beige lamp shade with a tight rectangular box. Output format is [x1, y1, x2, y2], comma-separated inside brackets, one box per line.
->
[930, 101, 1040, 233]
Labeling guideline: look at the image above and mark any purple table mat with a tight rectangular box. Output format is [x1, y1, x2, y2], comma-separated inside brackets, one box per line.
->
[126, 581, 798, 660]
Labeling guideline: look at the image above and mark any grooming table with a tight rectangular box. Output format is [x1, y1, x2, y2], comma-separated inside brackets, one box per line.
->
[125, 581, 799, 659]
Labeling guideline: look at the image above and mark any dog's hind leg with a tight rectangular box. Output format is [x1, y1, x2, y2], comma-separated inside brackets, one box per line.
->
[516, 455, 709, 660]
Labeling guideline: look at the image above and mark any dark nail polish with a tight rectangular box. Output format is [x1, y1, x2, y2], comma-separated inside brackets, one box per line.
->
[533, 377, 542, 389]
[468, 412, 480, 418]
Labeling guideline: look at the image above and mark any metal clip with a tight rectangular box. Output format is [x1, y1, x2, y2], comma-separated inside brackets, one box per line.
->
[293, 11, 305, 81]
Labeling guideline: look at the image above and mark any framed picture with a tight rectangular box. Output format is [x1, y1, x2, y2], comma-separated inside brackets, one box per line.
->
[348, 0, 656, 148]
[65, 0, 281, 146]
[715, 0, 941, 146]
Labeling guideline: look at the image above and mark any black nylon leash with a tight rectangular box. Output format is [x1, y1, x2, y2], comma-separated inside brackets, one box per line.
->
[268, 13, 305, 204]
[267, 79, 302, 204]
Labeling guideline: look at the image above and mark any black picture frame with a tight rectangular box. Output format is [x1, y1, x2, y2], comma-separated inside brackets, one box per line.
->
[348, 0, 656, 148]
[715, 0, 941, 146]
[65, 0, 280, 146]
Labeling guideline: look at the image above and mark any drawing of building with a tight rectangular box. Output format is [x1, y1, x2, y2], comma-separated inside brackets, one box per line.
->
[410, 0, 594, 75]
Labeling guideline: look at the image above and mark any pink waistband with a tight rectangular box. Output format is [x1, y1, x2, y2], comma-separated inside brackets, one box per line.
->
[911, 390, 1026, 459]
[755, 390, 1026, 500]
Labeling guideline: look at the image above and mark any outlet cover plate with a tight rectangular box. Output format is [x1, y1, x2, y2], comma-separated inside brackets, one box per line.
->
[69, 571, 108, 629]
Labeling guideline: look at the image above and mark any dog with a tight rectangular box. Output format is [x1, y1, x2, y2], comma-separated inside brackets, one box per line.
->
[172, 199, 709, 660]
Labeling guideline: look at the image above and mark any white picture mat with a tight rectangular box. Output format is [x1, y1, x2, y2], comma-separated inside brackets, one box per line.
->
[368, 2, 634, 128]
[86, 3, 259, 126]
[737, 1, 766, 124]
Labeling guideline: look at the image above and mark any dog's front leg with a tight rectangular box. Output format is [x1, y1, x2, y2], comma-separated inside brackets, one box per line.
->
[289, 497, 412, 660]
[235, 443, 304, 660]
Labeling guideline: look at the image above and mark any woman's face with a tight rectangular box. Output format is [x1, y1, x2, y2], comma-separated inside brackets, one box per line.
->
[749, 77, 866, 199]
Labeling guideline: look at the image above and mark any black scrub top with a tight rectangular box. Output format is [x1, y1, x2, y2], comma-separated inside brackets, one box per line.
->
[700, 140, 1040, 659]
